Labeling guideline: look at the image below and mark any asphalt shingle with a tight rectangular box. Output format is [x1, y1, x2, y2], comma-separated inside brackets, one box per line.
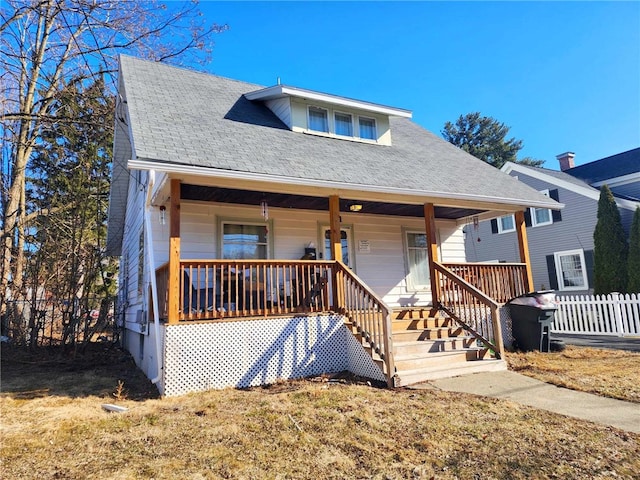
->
[117, 55, 556, 208]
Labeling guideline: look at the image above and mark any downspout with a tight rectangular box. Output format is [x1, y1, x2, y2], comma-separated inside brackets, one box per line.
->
[144, 170, 163, 386]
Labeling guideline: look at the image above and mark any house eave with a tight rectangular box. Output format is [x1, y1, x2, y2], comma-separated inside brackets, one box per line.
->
[244, 85, 413, 118]
[502, 162, 640, 211]
[128, 158, 562, 212]
[591, 172, 640, 188]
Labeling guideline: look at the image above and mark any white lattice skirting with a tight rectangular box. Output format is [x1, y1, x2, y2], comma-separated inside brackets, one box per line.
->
[161, 315, 385, 397]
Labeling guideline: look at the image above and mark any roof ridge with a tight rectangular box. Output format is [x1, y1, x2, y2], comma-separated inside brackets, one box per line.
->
[118, 54, 266, 90]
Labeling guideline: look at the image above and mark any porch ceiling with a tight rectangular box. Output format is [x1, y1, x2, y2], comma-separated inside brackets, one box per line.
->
[181, 184, 486, 220]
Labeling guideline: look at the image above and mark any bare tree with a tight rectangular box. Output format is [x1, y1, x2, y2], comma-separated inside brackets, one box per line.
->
[0, 0, 226, 316]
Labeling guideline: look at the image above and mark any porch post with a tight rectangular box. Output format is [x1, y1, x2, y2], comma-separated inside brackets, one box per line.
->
[515, 210, 534, 292]
[329, 195, 344, 310]
[423, 203, 440, 308]
[167, 179, 181, 324]
[328, 195, 342, 262]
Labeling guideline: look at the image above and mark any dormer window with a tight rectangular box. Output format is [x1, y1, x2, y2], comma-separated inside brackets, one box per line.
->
[358, 116, 377, 140]
[245, 84, 411, 147]
[308, 106, 329, 133]
[334, 112, 353, 137]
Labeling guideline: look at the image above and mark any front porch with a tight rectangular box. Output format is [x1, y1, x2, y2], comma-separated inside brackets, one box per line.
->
[144, 178, 535, 392]
[153, 257, 529, 390]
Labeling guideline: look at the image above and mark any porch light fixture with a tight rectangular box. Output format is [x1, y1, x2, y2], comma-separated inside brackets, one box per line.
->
[159, 205, 166, 225]
[349, 204, 363, 212]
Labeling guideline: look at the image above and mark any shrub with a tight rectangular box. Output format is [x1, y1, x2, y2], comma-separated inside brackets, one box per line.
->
[627, 207, 640, 293]
[593, 185, 627, 294]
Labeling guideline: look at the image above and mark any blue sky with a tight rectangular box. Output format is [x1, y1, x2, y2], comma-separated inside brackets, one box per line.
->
[197, 1, 639, 168]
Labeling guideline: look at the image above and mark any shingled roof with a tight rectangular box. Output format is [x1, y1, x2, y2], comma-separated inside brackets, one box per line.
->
[107, 56, 560, 254]
[565, 148, 640, 184]
[119, 55, 560, 204]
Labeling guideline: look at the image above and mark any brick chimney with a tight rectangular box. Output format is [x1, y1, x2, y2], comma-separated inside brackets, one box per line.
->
[556, 152, 575, 171]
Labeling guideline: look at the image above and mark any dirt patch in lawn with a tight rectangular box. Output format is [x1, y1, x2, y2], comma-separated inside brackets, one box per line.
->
[506, 346, 640, 403]
[1, 344, 639, 479]
[1, 343, 159, 401]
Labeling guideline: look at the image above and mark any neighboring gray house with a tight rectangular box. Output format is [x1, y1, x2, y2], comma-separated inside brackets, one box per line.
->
[465, 150, 640, 294]
[565, 148, 640, 200]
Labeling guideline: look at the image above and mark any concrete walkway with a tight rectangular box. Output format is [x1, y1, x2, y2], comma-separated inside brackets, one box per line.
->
[413, 371, 640, 434]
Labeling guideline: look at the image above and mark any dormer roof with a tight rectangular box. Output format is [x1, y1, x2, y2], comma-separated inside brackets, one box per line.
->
[244, 84, 412, 118]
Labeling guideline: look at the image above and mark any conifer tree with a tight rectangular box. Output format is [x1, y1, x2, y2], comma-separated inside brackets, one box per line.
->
[627, 207, 640, 293]
[593, 185, 628, 294]
[442, 112, 544, 168]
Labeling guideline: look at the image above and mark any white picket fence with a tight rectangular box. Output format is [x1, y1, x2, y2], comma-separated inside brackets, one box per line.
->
[553, 293, 640, 337]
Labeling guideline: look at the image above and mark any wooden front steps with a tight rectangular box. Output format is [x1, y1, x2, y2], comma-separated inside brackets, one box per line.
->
[390, 308, 506, 386]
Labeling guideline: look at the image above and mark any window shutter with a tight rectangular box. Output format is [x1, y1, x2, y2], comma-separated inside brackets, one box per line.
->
[584, 249, 595, 288]
[524, 209, 532, 227]
[549, 189, 562, 222]
[546, 255, 559, 290]
[490, 219, 498, 234]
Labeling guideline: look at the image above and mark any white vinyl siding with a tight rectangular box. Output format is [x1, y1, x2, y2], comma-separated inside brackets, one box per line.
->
[265, 97, 292, 128]
[119, 169, 148, 335]
[554, 249, 588, 291]
[170, 201, 466, 307]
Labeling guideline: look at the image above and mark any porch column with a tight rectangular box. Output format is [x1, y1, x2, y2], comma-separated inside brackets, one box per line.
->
[328, 195, 342, 262]
[329, 195, 344, 310]
[423, 203, 440, 307]
[515, 210, 534, 292]
[167, 179, 181, 324]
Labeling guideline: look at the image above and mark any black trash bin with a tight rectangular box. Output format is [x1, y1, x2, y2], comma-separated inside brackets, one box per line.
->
[507, 291, 557, 352]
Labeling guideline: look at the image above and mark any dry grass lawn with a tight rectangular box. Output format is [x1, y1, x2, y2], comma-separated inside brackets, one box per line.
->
[506, 346, 640, 403]
[1, 344, 639, 479]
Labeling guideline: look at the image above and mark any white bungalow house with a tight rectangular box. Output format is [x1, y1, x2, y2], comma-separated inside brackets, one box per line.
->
[106, 56, 560, 396]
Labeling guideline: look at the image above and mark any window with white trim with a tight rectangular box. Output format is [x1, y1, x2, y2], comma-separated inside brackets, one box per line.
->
[531, 190, 553, 227]
[405, 231, 430, 290]
[222, 222, 269, 259]
[308, 106, 329, 133]
[554, 249, 588, 290]
[334, 112, 353, 137]
[497, 214, 515, 233]
[358, 116, 377, 140]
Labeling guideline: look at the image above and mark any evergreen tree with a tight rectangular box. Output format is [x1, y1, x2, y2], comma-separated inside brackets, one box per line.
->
[593, 185, 628, 294]
[24, 78, 117, 349]
[0, 0, 227, 315]
[627, 207, 640, 293]
[442, 112, 544, 168]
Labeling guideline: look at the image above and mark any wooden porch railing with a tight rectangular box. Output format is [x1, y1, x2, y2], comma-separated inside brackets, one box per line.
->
[442, 262, 529, 304]
[156, 260, 334, 322]
[155, 263, 170, 321]
[333, 261, 396, 387]
[154, 259, 396, 386]
[434, 262, 505, 359]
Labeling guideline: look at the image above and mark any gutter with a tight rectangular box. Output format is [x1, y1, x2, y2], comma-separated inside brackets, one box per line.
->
[127, 159, 561, 211]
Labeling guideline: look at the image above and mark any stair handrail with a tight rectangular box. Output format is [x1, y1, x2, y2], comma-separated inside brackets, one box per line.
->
[333, 261, 396, 387]
[434, 262, 505, 358]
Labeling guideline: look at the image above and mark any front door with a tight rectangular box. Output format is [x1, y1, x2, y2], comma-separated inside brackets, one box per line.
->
[322, 226, 354, 268]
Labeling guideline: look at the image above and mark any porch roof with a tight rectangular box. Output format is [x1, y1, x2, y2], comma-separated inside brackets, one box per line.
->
[107, 55, 561, 254]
